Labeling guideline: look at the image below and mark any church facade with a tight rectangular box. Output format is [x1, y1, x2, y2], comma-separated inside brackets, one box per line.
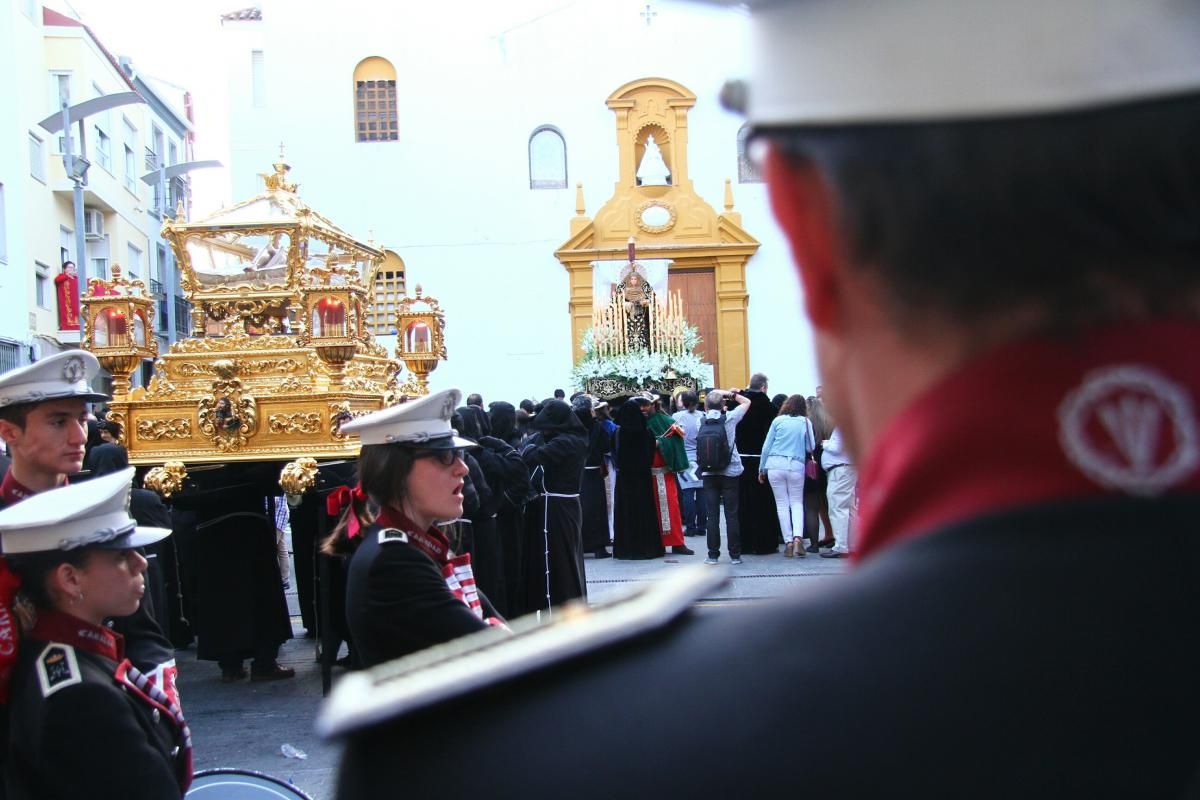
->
[220, 0, 818, 400]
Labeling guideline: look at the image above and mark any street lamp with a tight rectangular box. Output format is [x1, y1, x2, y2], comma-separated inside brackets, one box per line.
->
[140, 159, 222, 339]
[38, 92, 145, 314]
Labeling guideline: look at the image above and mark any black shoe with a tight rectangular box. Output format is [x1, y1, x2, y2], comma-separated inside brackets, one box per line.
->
[672, 545, 695, 555]
[250, 664, 296, 682]
[805, 544, 820, 554]
[593, 549, 612, 559]
[820, 550, 849, 559]
[220, 667, 247, 683]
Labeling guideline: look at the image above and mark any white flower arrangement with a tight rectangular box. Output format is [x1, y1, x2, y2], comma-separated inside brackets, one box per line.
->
[571, 324, 714, 390]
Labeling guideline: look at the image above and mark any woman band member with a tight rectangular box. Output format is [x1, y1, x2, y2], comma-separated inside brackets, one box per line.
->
[0, 469, 191, 799]
[323, 388, 507, 668]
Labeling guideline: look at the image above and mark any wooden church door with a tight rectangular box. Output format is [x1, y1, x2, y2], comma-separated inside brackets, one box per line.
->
[668, 267, 719, 386]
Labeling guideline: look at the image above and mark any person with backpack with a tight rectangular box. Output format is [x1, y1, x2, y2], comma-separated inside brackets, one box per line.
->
[696, 389, 750, 565]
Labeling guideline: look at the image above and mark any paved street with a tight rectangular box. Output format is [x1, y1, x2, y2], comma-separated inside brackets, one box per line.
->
[177, 544, 848, 799]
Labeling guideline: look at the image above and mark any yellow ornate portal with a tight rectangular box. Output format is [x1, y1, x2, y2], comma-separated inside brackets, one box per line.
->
[555, 77, 759, 387]
[81, 157, 436, 467]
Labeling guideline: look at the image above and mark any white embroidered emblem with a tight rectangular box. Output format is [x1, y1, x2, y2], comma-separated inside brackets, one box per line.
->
[1058, 365, 1199, 495]
[61, 356, 86, 384]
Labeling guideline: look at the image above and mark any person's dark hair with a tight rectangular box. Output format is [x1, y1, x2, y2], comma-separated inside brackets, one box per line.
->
[466, 393, 483, 407]
[321, 444, 417, 557]
[679, 390, 699, 411]
[780, 394, 808, 417]
[87, 442, 128, 475]
[771, 393, 787, 410]
[764, 94, 1200, 333]
[519, 399, 536, 414]
[98, 419, 122, 440]
[748, 373, 769, 391]
[7, 548, 92, 613]
[553, 389, 566, 399]
[0, 402, 34, 429]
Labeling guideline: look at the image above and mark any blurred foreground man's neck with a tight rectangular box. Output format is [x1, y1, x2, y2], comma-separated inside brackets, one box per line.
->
[765, 150, 989, 461]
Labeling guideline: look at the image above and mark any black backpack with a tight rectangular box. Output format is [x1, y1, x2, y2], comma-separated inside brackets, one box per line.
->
[695, 414, 732, 472]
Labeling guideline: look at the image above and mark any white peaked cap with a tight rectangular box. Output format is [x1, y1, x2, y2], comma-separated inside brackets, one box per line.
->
[340, 388, 476, 449]
[705, 0, 1200, 126]
[0, 468, 171, 555]
[0, 350, 109, 408]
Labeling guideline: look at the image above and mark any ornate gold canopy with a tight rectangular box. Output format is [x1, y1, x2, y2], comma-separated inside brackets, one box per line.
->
[83, 158, 418, 467]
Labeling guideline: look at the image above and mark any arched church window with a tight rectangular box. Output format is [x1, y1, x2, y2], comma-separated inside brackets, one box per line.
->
[529, 125, 567, 189]
[366, 250, 406, 335]
[737, 123, 762, 183]
[354, 57, 399, 143]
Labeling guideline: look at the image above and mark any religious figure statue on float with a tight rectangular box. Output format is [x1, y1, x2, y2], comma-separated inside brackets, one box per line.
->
[54, 261, 80, 331]
[621, 269, 654, 351]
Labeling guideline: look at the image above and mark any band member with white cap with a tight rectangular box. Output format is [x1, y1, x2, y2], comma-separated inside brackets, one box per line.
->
[325, 2, 1200, 796]
[0, 352, 179, 796]
[0, 468, 191, 799]
[322, 388, 507, 668]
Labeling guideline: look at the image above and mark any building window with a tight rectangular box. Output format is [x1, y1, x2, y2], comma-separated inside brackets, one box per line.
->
[353, 57, 398, 143]
[0, 182, 7, 264]
[0, 339, 20, 372]
[736, 123, 761, 184]
[367, 255, 406, 335]
[49, 71, 71, 114]
[123, 117, 138, 194]
[95, 127, 112, 172]
[29, 133, 45, 182]
[168, 140, 178, 167]
[126, 243, 143, 279]
[529, 125, 567, 189]
[35, 262, 50, 309]
[60, 226, 73, 268]
[251, 50, 266, 108]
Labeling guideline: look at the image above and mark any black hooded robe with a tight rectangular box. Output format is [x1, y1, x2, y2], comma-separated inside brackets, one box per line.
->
[520, 401, 588, 612]
[736, 390, 784, 553]
[488, 401, 528, 617]
[580, 412, 612, 554]
[612, 400, 665, 560]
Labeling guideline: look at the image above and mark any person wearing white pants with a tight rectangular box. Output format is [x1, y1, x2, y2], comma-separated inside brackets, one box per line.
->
[821, 427, 856, 557]
[758, 395, 816, 557]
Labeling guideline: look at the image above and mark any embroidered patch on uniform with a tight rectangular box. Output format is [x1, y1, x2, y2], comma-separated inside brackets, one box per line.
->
[1059, 365, 1199, 496]
[36, 644, 82, 697]
[378, 527, 409, 545]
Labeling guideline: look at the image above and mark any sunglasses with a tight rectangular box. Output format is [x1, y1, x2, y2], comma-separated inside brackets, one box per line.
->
[413, 449, 465, 467]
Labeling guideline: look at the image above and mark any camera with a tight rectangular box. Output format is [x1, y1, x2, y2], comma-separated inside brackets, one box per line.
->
[724, 390, 742, 411]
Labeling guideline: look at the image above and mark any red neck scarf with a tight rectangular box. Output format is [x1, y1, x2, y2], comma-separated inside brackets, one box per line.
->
[856, 321, 1200, 563]
[375, 507, 453, 563]
[28, 608, 124, 661]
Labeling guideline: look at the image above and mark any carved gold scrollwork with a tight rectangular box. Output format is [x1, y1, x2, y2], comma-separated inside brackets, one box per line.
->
[273, 376, 308, 394]
[197, 376, 258, 452]
[136, 418, 193, 441]
[107, 411, 128, 446]
[279, 457, 319, 496]
[268, 412, 322, 435]
[145, 462, 188, 498]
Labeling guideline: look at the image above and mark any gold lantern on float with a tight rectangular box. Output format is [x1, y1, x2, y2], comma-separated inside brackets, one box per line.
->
[81, 263, 159, 398]
[298, 264, 367, 389]
[393, 285, 446, 395]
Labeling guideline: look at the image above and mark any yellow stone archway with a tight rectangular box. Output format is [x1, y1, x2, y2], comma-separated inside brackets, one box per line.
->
[555, 77, 759, 387]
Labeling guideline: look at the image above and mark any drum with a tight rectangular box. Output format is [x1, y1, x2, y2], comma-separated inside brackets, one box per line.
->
[186, 768, 314, 799]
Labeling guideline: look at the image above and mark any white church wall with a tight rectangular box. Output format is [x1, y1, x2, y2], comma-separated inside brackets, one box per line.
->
[226, 0, 820, 402]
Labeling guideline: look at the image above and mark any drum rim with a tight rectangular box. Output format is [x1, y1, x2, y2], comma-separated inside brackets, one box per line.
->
[188, 767, 314, 800]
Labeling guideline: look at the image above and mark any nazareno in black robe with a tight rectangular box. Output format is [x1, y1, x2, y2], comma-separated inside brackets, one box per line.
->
[488, 401, 529, 617]
[520, 400, 589, 612]
[470, 437, 530, 620]
[612, 399, 665, 560]
[575, 401, 612, 555]
[736, 390, 784, 553]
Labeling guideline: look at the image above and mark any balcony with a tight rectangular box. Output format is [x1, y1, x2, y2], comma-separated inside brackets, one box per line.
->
[145, 148, 160, 172]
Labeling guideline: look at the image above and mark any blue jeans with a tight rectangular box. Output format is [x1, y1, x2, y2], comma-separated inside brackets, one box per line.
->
[679, 480, 707, 536]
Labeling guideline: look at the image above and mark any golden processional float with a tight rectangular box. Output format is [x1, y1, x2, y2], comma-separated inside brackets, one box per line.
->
[79, 157, 447, 691]
[80, 156, 445, 483]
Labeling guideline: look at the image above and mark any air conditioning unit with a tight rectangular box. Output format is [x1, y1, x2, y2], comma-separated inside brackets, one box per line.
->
[84, 208, 105, 240]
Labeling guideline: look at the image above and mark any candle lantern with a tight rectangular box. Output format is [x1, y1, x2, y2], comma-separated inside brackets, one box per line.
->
[393, 285, 446, 395]
[298, 268, 367, 389]
[81, 263, 158, 397]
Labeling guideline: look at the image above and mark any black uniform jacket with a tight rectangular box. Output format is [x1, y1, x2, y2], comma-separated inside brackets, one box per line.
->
[337, 494, 1200, 798]
[345, 521, 500, 668]
[5, 614, 189, 799]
